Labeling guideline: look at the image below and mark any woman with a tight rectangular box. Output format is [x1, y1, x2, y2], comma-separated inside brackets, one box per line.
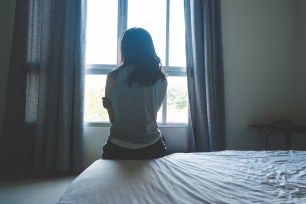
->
[102, 27, 168, 160]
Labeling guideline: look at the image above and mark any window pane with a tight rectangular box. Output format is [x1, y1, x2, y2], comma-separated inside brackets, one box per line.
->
[85, 0, 188, 125]
[128, 0, 166, 64]
[167, 76, 188, 123]
[86, 0, 118, 64]
[157, 105, 162, 123]
[84, 75, 109, 122]
[169, 0, 186, 67]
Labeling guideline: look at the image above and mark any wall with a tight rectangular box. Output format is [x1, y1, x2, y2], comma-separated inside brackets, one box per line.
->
[0, 0, 15, 136]
[221, 0, 300, 150]
[292, 0, 306, 149]
[297, 0, 306, 122]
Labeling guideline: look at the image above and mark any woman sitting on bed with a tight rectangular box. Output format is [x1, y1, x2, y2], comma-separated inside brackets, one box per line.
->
[101, 27, 168, 160]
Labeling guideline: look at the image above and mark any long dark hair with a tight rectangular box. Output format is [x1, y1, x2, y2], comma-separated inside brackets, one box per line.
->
[111, 27, 166, 86]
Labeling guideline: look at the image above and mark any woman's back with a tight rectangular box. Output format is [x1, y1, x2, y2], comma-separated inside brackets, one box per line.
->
[108, 66, 167, 145]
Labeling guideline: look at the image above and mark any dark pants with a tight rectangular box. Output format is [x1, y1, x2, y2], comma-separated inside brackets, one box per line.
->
[102, 138, 167, 160]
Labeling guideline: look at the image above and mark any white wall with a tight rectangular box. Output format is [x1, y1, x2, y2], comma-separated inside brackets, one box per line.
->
[221, 0, 300, 150]
[297, 0, 306, 123]
[0, 0, 15, 136]
[292, 0, 306, 149]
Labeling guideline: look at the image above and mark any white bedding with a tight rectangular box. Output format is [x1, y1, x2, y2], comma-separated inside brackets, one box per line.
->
[58, 151, 306, 204]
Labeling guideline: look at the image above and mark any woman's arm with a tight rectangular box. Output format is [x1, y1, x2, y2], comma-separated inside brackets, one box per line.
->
[103, 73, 115, 123]
[102, 97, 114, 123]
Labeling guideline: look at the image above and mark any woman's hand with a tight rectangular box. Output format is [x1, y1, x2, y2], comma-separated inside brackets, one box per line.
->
[102, 97, 114, 123]
[102, 97, 112, 109]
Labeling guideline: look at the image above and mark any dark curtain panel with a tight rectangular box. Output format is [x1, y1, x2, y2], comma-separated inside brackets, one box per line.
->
[0, 0, 86, 172]
[184, 0, 225, 152]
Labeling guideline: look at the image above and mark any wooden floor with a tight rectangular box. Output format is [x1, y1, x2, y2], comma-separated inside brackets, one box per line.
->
[0, 174, 76, 204]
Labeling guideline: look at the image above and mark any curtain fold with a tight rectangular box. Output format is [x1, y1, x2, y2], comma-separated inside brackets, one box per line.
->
[0, 0, 86, 172]
[184, 0, 225, 152]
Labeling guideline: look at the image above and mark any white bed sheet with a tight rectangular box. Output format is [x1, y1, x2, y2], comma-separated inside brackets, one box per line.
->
[58, 151, 306, 204]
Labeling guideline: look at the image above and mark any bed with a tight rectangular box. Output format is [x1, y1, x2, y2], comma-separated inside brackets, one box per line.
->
[57, 151, 306, 204]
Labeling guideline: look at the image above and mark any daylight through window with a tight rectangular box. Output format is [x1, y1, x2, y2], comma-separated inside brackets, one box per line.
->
[84, 0, 188, 124]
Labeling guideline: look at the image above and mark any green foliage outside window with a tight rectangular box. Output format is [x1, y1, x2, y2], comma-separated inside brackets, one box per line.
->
[84, 84, 188, 122]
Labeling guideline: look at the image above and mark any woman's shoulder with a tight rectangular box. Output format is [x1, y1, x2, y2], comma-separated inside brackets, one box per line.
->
[108, 65, 134, 78]
[157, 73, 167, 84]
[108, 66, 121, 77]
[154, 75, 167, 91]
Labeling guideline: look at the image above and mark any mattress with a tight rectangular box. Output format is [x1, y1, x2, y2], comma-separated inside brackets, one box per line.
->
[57, 151, 306, 204]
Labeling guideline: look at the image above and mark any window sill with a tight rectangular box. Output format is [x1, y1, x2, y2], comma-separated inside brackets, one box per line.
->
[84, 122, 188, 128]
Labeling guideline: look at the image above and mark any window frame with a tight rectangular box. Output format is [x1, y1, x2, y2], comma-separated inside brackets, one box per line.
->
[85, 0, 188, 127]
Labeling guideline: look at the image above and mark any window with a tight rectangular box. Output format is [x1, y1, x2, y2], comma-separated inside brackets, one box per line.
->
[84, 0, 188, 125]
